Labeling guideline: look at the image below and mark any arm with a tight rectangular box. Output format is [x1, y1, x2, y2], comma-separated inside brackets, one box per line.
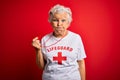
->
[36, 49, 45, 69]
[32, 37, 45, 69]
[77, 59, 86, 80]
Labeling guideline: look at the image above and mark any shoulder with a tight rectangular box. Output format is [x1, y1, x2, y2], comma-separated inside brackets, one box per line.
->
[41, 32, 52, 41]
[68, 31, 82, 39]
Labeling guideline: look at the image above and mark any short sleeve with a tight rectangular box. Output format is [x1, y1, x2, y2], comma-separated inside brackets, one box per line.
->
[41, 37, 46, 54]
[40, 33, 53, 54]
[76, 35, 86, 60]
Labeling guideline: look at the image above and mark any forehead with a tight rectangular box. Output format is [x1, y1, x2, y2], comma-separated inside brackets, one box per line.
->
[53, 12, 68, 19]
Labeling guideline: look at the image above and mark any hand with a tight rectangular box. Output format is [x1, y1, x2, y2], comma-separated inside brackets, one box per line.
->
[32, 37, 41, 50]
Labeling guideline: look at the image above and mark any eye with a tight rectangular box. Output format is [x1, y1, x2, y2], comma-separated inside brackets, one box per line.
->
[61, 19, 66, 22]
[52, 19, 58, 22]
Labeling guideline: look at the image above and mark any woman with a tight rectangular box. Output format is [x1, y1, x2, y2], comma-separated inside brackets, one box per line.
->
[32, 4, 86, 80]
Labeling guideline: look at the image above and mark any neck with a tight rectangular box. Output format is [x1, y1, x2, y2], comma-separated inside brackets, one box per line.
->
[53, 30, 68, 38]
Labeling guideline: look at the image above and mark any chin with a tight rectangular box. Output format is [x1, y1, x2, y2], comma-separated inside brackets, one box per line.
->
[54, 32, 63, 36]
[56, 33, 62, 35]
[54, 30, 66, 35]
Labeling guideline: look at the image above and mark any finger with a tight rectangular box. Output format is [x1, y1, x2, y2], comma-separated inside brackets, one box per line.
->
[32, 42, 39, 47]
[36, 40, 41, 46]
[32, 37, 38, 41]
[32, 43, 41, 49]
[32, 40, 41, 47]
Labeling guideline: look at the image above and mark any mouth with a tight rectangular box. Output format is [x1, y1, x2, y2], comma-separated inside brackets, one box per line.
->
[55, 27, 63, 30]
[55, 28, 63, 33]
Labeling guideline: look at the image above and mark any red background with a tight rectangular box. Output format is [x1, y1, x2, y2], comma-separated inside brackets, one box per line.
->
[0, 0, 120, 80]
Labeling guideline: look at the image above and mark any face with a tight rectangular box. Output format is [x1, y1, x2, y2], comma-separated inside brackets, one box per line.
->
[50, 12, 70, 37]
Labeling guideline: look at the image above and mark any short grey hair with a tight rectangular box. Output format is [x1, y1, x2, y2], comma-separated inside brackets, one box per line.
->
[48, 4, 72, 23]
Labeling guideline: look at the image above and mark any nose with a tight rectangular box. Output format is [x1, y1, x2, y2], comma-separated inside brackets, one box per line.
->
[57, 20, 62, 26]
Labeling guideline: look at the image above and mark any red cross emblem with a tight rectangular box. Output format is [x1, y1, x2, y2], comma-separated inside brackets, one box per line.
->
[53, 52, 67, 64]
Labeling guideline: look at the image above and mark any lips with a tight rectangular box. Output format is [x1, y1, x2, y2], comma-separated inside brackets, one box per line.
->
[55, 29, 63, 33]
[55, 27, 63, 30]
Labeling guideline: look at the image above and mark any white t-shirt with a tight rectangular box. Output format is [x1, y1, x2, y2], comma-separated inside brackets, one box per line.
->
[41, 31, 86, 80]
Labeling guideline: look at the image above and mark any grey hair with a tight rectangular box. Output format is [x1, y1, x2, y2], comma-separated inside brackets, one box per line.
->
[48, 4, 72, 23]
